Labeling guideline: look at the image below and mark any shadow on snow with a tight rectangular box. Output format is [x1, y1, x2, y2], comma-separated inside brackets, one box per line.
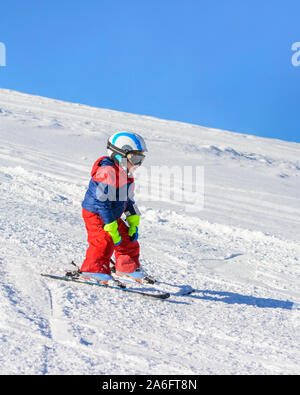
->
[189, 289, 297, 310]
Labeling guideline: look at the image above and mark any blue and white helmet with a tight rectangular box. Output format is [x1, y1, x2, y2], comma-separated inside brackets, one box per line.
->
[107, 131, 148, 162]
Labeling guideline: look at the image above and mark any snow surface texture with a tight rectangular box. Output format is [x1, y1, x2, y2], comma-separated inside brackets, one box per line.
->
[0, 89, 299, 375]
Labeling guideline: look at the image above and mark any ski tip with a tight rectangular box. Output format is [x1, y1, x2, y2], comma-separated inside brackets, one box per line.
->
[184, 289, 196, 296]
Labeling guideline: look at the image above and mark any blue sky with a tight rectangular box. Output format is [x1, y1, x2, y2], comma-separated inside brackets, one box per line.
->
[0, 0, 300, 143]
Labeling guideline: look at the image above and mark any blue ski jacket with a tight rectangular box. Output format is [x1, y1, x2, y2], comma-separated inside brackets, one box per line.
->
[82, 156, 138, 224]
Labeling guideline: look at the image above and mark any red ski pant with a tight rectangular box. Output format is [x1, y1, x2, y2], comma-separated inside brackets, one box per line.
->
[80, 208, 140, 274]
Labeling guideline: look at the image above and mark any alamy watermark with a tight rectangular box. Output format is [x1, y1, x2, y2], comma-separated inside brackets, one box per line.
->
[96, 162, 205, 213]
[0, 42, 6, 66]
[291, 42, 300, 67]
[135, 165, 205, 213]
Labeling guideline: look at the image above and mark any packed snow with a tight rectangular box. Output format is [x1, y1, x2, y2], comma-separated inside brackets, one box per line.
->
[0, 89, 299, 375]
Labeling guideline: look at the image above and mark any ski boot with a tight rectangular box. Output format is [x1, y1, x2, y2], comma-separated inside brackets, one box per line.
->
[113, 267, 156, 285]
[66, 264, 125, 288]
[80, 272, 126, 288]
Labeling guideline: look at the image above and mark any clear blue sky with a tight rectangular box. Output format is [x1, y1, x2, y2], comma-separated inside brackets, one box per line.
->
[1, 0, 300, 143]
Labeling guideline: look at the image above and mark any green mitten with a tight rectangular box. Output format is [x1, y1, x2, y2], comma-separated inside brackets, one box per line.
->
[104, 221, 122, 245]
[126, 215, 140, 242]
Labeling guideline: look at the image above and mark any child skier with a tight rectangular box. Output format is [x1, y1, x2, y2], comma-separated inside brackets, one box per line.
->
[80, 131, 152, 286]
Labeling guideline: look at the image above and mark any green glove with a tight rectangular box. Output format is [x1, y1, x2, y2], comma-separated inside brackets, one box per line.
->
[104, 220, 122, 245]
[126, 215, 140, 242]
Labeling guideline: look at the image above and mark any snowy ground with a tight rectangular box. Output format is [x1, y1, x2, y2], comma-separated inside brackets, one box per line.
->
[0, 89, 299, 375]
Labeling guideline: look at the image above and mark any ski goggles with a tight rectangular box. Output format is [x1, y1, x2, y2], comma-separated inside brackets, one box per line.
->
[127, 152, 145, 166]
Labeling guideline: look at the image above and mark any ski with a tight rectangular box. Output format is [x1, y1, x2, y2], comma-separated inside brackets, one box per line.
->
[109, 260, 195, 297]
[112, 276, 196, 297]
[41, 273, 170, 300]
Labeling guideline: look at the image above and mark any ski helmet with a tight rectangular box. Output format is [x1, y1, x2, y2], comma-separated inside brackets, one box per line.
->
[107, 131, 148, 165]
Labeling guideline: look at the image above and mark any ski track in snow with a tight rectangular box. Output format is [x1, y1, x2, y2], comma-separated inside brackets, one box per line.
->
[0, 89, 300, 375]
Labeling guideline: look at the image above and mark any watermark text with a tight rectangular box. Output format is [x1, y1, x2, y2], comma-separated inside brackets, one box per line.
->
[95, 162, 205, 213]
[291, 42, 300, 67]
[0, 42, 6, 67]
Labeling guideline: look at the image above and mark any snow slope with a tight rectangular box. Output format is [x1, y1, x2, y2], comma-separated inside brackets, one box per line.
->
[0, 89, 299, 375]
